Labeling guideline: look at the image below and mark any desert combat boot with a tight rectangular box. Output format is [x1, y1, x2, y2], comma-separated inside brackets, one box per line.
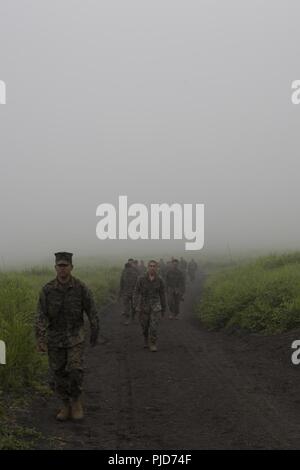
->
[71, 396, 84, 421]
[56, 400, 71, 421]
[149, 341, 158, 352]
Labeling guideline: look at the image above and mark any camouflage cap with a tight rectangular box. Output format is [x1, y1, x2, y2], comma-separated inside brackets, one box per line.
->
[55, 252, 73, 264]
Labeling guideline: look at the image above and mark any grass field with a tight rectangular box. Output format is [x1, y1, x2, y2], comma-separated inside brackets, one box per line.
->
[197, 252, 300, 333]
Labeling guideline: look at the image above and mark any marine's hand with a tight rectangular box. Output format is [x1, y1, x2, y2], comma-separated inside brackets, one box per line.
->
[37, 342, 47, 353]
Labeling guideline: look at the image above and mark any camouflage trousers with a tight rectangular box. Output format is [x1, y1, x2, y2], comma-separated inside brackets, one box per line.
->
[139, 309, 161, 343]
[122, 293, 135, 320]
[167, 288, 182, 316]
[48, 343, 84, 401]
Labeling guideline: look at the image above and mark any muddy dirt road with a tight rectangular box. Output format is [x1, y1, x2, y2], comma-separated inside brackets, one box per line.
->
[20, 273, 300, 449]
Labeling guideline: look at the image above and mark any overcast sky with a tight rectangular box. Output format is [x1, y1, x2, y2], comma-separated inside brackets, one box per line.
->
[0, 0, 299, 265]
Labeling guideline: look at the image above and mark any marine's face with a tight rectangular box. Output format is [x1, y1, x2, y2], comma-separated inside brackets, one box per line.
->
[148, 262, 157, 276]
[172, 261, 178, 270]
[55, 262, 73, 281]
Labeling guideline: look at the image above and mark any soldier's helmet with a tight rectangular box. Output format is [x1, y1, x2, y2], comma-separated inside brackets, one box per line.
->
[55, 252, 73, 265]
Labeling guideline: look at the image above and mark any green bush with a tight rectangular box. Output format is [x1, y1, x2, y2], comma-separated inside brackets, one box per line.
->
[197, 253, 300, 333]
[0, 275, 45, 391]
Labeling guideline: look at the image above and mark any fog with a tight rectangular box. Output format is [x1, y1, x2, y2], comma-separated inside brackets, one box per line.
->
[0, 0, 299, 266]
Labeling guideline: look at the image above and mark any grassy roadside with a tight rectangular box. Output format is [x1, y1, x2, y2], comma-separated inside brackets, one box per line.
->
[0, 264, 120, 449]
[196, 252, 300, 334]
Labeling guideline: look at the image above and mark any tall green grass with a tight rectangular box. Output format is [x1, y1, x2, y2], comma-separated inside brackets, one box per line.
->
[0, 274, 44, 391]
[197, 252, 300, 333]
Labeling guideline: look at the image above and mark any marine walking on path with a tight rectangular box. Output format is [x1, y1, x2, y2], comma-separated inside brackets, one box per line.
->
[119, 258, 139, 325]
[133, 260, 166, 352]
[165, 258, 186, 320]
[35, 252, 99, 422]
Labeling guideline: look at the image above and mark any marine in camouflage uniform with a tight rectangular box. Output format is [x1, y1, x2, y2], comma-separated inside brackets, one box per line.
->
[133, 259, 140, 274]
[179, 257, 187, 277]
[35, 252, 99, 422]
[119, 262, 139, 324]
[139, 260, 147, 276]
[165, 258, 185, 319]
[133, 260, 166, 352]
[158, 258, 167, 280]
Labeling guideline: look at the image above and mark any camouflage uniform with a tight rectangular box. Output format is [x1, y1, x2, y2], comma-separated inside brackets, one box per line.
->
[188, 260, 198, 282]
[119, 265, 138, 321]
[35, 276, 99, 401]
[158, 259, 167, 280]
[133, 273, 166, 345]
[139, 262, 147, 276]
[165, 268, 185, 317]
[179, 258, 187, 275]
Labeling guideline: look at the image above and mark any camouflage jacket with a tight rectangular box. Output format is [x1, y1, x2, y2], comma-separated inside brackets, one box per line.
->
[35, 276, 99, 348]
[133, 273, 166, 313]
[119, 266, 138, 295]
[165, 268, 186, 294]
[158, 263, 166, 279]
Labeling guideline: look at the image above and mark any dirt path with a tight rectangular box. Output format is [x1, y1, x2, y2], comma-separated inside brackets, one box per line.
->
[19, 273, 300, 449]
